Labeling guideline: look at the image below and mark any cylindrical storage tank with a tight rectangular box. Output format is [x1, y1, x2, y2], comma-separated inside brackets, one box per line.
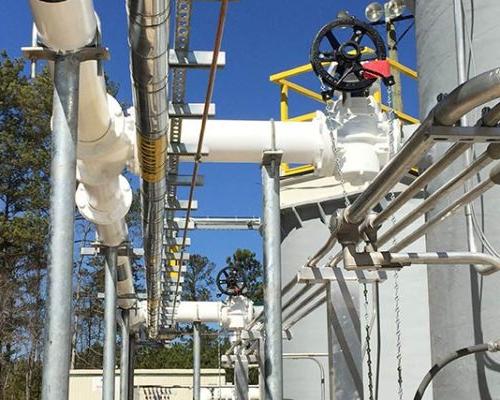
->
[416, 1, 500, 398]
[281, 195, 361, 400]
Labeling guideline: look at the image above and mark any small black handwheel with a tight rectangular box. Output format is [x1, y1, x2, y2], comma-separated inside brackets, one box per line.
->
[310, 17, 386, 94]
[216, 266, 247, 296]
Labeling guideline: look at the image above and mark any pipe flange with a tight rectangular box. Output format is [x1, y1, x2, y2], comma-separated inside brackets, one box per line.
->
[76, 175, 132, 225]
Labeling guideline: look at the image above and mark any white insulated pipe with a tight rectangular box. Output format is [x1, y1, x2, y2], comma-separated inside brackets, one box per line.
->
[175, 301, 224, 324]
[180, 118, 327, 165]
[30, 0, 136, 308]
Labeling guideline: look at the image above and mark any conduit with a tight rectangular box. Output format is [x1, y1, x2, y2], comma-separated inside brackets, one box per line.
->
[413, 342, 500, 400]
[127, 0, 170, 337]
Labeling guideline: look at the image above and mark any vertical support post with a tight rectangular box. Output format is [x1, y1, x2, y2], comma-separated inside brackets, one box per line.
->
[385, 16, 404, 113]
[452, 0, 478, 255]
[193, 321, 202, 400]
[279, 84, 289, 174]
[128, 334, 135, 400]
[259, 339, 266, 400]
[103, 247, 118, 400]
[326, 286, 336, 400]
[261, 149, 284, 400]
[234, 346, 250, 400]
[41, 53, 80, 400]
[280, 84, 289, 121]
[120, 309, 130, 400]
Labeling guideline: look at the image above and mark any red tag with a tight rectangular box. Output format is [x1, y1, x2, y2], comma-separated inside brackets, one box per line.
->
[362, 59, 392, 79]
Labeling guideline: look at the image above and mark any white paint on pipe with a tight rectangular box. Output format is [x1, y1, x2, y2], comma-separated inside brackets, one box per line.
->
[30, 0, 97, 51]
[180, 118, 326, 165]
[30, 0, 137, 306]
[175, 301, 223, 323]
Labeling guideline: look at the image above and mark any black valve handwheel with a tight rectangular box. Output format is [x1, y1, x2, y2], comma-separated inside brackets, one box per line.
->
[216, 266, 247, 296]
[310, 17, 386, 93]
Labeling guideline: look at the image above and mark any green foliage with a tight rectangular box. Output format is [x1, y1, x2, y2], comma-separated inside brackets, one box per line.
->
[225, 249, 264, 304]
[0, 51, 52, 399]
[182, 254, 216, 301]
[0, 50, 265, 397]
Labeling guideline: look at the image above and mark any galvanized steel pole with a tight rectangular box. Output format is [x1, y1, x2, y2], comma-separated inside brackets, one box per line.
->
[41, 54, 80, 400]
[261, 149, 284, 400]
[120, 309, 130, 400]
[103, 247, 118, 400]
[326, 286, 336, 400]
[128, 335, 135, 399]
[193, 321, 201, 400]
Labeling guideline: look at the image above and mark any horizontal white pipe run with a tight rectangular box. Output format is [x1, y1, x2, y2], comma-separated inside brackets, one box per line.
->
[175, 301, 223, 323]
[180, 118, 325, 164]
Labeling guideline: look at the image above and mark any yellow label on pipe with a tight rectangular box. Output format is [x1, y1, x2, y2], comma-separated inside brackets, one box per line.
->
[138, 135, 167, 183]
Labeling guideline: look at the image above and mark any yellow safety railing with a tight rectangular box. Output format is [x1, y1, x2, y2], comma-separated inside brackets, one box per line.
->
[270, 58, 419, 177]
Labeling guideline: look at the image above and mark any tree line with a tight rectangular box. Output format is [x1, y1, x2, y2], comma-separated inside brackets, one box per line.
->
[0, 53, 263, 399]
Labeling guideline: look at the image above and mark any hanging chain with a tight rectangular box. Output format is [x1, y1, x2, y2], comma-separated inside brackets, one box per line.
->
[387, 85, 404, 400]
[324, 100, 351, 207]
[363, 283, 375, 400]
[324, 98, 375, 399]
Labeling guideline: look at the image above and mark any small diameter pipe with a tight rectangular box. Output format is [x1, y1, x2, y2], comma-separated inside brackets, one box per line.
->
[413, 343, 491, 400]
[103, 247, 118, 400]
[283, 356, 326, 400]
[307, 236, 338, 267]
[282, 285, 327, 324]
[349, 66, 500, 224]
[193, 322, 201, 400]
[377, 147, 496, 247]
[119, 309, 130, 400]
[284, 295, 327, 330]
[391, 178, 495, 253]
[282, 284, 312, 313]
[41, 54, 80, 400]
[375, 142, 470, 226]
[389, 252, 500, 275]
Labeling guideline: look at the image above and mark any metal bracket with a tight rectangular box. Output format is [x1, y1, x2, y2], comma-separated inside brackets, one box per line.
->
[168, 49, 226, 69]
[342, 246, 407, 271]
[262, 150, 284, 166]
[22, 46, 110, 62]
[429, 125, 500, 143]
[80, 243, 143, 258]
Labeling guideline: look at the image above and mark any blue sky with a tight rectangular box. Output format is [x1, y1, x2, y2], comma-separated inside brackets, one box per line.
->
[2, 1, 418, 271]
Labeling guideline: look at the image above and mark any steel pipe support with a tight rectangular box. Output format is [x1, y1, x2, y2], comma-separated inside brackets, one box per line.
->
[261, 151, 284, 400]
[120, 309, 130, 400]
[41, 53, 80, 400]
[193, 322, 201, 400]
[103, 247, 118, 400]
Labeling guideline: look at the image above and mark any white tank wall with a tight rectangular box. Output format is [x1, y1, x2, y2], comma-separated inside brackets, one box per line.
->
[416, 1, 500, 399]
[280, 192, 433, 400]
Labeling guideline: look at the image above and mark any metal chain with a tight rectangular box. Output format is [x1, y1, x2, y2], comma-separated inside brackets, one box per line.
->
[387, 85, 404, 400]
[324, 100, 351, 207]
[363, 283, 375, 400]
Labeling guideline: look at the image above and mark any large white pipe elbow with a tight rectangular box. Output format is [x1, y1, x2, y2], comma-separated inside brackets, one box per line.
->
[30, 0, 97, 51]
